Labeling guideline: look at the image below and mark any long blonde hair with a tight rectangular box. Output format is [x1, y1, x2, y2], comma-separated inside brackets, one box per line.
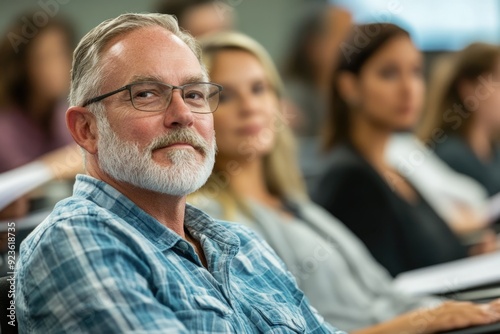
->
[190, 32, 307, 220]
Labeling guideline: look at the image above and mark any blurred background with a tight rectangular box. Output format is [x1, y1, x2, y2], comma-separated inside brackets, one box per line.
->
[2, 0, 499, 69]
[1, 0, 500, 276]
[1, 0, 308, 67]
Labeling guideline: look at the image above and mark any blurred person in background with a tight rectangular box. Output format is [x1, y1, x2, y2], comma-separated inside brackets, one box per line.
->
[191, 31, 500, 334]
[419, 43, 500, 198]
[0, 13, 82, 237]
[284, 3, 352, 137]
[386, 54, 493, 242]
[156, 0, 235, 38]
[0, 12, 75, 173]
[283, 2, 352, 190]
[312, 23, 496, 278]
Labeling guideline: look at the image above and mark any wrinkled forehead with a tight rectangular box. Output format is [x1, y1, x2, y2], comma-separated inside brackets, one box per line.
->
[99, 26, 207, 90]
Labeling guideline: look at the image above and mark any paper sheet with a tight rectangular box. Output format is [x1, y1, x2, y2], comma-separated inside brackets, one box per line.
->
[394, 251, 500, 296]
[486, 192, 500, 223]
[0, 161, 53, 211]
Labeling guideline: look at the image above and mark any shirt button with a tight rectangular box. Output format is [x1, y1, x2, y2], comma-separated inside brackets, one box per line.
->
[178, 241, 190, 251]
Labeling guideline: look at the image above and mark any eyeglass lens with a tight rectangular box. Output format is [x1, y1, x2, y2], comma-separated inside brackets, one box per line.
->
[130, 82, 219, 113]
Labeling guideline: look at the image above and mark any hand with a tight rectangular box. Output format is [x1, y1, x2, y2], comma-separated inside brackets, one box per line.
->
[469, 229, 498, 256]
[351, 299, 500, 334]
[421, 300, 500, 333]
[450, 205, 488, 235]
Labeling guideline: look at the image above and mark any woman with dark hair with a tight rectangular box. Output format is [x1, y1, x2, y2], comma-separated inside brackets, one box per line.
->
[313, 23, 472, 277]
[156, 0, 234, 38]
[0, 12, 75, 173]
[0, 13, 83, 222]
[419, 43, 500, 197]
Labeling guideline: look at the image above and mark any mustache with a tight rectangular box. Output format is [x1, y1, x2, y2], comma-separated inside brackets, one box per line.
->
[147, 128, 210, 155]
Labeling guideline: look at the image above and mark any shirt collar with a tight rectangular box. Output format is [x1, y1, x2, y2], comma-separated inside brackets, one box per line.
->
[184, 205, 240, 248]
[72, 174, 239, 251]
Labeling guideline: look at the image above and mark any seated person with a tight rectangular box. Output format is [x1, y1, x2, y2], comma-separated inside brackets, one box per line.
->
[0, 13, 82, 225]
[312, 23, 488, 277]
[419, 42, 500, 198]
[387, 52, 492, 231]
[15, 13, 342, 333]
[190, 31, 500, 334]
[0, 12, 75, 173]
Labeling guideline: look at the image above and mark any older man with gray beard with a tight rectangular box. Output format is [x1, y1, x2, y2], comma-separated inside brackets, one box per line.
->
[14, 13, 344, 334]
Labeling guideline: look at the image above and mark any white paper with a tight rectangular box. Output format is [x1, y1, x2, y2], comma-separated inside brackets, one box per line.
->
[394, 251, 500, 296]
[0, 161, 53, 211]
[486, 192, 500, 223]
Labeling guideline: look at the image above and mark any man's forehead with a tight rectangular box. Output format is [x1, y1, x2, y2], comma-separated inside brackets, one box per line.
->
[102, 27, 196, 64]
[100, 26, 205, 87]
[127, 73, 207, 85]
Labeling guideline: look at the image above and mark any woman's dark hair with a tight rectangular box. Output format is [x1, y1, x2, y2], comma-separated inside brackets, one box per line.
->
[419, 42, 500, 142]
[156, 0, 215, 28]
[322, 23, 410, 150]
[0, 11, 75, 109]
[283, 3, 328, 84]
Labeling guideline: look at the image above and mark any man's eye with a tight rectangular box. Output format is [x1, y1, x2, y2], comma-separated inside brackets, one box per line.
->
[134, 91, 157, 99]
[185, 90, 206, 100]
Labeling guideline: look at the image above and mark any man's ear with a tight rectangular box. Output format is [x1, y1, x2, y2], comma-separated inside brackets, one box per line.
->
[337, 71, 361, 107]
[66, 107, 99, 155]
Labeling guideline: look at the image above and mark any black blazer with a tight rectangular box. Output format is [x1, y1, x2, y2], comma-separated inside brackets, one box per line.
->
[312, 142, 468, 277]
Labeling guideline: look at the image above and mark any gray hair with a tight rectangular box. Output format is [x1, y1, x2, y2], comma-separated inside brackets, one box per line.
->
[69, 13, 204, 112]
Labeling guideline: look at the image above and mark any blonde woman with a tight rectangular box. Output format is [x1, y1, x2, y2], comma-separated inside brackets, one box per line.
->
[190, 31, 500, 334]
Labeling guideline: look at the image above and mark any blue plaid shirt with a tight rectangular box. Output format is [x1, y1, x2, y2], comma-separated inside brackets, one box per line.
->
[16, 175, 345, 333]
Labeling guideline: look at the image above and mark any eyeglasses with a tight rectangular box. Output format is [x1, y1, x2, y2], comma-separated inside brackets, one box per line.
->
[82, 81, 223, 113]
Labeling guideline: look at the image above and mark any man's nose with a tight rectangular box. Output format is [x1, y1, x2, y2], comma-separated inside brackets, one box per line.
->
[163, 90, 194, 128]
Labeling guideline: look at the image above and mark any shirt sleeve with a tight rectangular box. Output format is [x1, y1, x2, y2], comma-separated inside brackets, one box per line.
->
[16, 217, 190, 334]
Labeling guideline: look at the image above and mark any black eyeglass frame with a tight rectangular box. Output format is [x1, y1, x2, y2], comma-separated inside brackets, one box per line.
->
[81, 81, 223, 113]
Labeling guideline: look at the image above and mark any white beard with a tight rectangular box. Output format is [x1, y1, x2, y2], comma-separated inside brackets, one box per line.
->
[95, 115, 215, 196]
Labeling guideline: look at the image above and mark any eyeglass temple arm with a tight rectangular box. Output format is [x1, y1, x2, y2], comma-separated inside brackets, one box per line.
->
[82, 86, 129, 107]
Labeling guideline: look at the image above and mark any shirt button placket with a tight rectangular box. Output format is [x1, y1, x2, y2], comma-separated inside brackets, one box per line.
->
[178, 241, 189, 252]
